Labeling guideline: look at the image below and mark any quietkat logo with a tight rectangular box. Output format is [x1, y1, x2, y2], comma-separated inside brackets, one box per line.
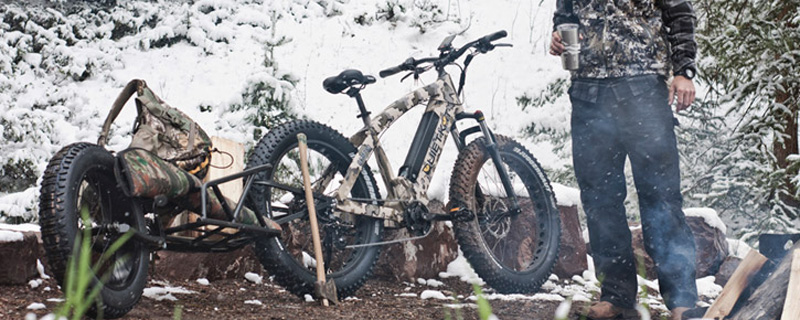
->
[423, 114, 453, 176]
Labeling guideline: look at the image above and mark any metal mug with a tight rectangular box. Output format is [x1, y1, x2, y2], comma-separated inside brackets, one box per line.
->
[557, 23, 580, 71]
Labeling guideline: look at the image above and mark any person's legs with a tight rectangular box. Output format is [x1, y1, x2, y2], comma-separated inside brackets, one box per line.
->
[571, 86, 638, 310]
[616, 78, 698, 311]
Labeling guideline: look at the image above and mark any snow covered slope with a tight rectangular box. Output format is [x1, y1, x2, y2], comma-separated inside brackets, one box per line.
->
[0, 0, 570, 222]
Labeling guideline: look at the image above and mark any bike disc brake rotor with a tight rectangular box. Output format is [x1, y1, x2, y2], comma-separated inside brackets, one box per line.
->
[479, 197, 511, 238]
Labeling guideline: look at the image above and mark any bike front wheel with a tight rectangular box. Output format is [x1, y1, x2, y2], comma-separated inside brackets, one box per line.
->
[449, 135, 561, 293]
[246, 120, 384, 299]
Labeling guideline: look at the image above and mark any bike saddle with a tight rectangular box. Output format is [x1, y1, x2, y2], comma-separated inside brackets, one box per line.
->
[323, 69, 376, 94]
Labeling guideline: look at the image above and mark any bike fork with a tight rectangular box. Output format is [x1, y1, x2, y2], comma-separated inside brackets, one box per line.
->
[474, 111, 521, 215]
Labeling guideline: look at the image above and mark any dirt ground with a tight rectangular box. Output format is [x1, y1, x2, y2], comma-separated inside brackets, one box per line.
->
[0, 273, 673, 320]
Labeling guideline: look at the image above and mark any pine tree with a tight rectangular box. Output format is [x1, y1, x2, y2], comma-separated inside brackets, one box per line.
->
[693, 0, 800, 231]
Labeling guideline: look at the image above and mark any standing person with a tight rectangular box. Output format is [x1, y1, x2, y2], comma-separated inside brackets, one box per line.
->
[550, 1, 699, 319]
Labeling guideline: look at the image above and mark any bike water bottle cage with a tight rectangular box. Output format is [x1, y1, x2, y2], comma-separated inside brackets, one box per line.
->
[323, 69, 376, 94]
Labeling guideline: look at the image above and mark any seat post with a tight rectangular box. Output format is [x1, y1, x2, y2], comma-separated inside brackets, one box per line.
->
[347, 87, 372, 127]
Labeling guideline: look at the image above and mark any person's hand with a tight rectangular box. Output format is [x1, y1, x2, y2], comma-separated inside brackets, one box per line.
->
[669, 76, 695, 112]
[550, 31, 564, 56]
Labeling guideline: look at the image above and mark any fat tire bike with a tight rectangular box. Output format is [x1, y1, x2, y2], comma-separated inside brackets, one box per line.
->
[245, 30, 561, 298]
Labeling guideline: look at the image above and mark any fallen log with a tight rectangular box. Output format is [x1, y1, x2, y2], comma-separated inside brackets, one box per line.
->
[781, 249, 800, 320]
[704, 249, 767, 319]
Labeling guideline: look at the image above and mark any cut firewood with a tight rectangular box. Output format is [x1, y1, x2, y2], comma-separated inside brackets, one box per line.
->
[184, 137, 245, 236]
[728, 241, 800, 320]
[780, 249, 800, 320]
[704, 249, 767, 319]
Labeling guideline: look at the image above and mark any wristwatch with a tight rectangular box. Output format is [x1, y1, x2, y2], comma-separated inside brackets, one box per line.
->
[675, 66, 696, 79]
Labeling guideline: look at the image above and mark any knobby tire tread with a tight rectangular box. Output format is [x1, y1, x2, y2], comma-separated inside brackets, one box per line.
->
[247, 120, 383, 299]
[449, 136, 561, 294]
[39, 143, 147, 319]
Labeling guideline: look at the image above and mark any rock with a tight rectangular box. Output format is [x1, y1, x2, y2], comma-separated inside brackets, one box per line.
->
[0, 231, 39, 285]
[630, 214, 729, 280]
[714, 256, 742, 287]
[374, 200, 585, 282]
[154, 246, 263, 281]
[552, 205, 589, 278]
[374, 200, 459, 282]
[686, 215, 729, 277]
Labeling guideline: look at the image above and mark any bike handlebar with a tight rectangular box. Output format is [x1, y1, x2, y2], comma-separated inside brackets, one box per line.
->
[379, 30, 509, 78]
[482, 30, 507, 43]
[379, 58, 414, 78]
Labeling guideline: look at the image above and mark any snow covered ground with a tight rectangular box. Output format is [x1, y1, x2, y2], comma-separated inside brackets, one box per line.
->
[0, 0, 574, 221]
[0, 1, 732, 318]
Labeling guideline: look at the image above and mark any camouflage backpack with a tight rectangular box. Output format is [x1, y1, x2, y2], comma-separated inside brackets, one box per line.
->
[98, 79, 213, 178]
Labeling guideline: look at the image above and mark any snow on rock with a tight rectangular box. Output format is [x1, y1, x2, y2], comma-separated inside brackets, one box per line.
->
[36, 260, 50, 280]
[696, 276, 723, 298]
[438, 252, 484, 286]
[302, 252, 317, 269]
[684, 207, 727, 234]
[554, 298, 572, 319]
[0, 230, 24, 242]
[417, 278, 444, 287]
[443, 303, 477, 309]
[304, 294, 315, 302]
[420, 290, 451, 300]
[143, 286, 196, 301]
[727, 238, 753, 259]
[28, 279, 43, 289]
[244, 299, 263, 306]
[196, 278, 210, 286]
[0, 223, 39, 233]
[552, 183, 581, 207]
[26, 303, 46, 310]
[244, 272, 262, 284]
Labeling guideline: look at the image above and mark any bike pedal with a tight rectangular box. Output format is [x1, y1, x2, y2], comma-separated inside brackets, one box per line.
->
[448, 206, 475, 222]
[423, 212, 455, 221]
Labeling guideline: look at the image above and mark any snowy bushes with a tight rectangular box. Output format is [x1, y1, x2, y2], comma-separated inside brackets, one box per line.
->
[352, 0, 459, 33]
[0, 0, 315, 222]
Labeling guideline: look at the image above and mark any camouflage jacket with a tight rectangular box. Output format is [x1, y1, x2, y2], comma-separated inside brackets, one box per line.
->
[553, 0, 697, 79]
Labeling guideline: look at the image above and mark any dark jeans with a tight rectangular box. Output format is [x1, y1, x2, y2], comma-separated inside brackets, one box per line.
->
[569, 75, 698, 310]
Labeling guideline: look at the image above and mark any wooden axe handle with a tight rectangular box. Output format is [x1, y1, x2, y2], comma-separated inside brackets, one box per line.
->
[297, 133, 329, 307]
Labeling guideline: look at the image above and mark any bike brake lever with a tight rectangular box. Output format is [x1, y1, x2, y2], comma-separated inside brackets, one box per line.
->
[400, 72, 414, 82]
[495, 43, 513, 48]
[400, 65, 432, 82]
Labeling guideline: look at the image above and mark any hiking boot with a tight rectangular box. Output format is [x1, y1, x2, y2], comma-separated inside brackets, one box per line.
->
[585, 301, 637, 319]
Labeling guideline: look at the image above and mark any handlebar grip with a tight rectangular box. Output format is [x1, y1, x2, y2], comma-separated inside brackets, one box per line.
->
[379, 66, 404, 78]
[380, 58, 415, 78]
[483, 30, 508, 43]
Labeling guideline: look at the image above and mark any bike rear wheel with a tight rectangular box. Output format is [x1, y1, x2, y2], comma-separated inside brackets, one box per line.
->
[246, 120, 383, 299]
[449, 135, 560, 293]
[39, 143, 149, 319]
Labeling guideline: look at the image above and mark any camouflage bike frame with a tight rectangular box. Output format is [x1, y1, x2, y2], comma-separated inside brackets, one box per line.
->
[308, 31, 522, 236]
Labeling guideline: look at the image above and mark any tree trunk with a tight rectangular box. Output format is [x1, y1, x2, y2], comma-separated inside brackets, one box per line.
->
[772, 6, 800, 214]
[773, 89, 800, 212]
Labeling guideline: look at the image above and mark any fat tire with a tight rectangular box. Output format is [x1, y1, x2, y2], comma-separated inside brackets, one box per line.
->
[39, 143, 149, 319]
[247, 120, 383, 299]
[449, 136, 560, 293]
